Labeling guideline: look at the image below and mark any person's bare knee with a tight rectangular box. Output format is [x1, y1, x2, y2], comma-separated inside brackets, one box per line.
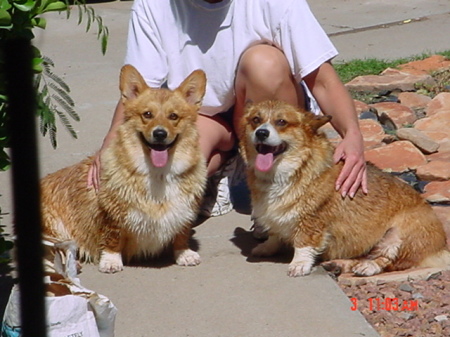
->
[237, 45, 292, 93]
[234, 44, 305, 131]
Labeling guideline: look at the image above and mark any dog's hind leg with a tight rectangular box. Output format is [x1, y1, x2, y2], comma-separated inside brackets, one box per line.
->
[352, 227, 402, 276]
[322, 227, 402, 277]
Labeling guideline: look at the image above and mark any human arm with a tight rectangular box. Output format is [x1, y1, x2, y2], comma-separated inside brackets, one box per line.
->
[87, 99, 125, 191]
[303, 61, 368, 198]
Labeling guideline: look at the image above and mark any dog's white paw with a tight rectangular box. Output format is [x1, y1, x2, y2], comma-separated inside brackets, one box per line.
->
[99, 251, 123, 274]
[175, 249, 201, 266]
[288, 261, 314, 277]
[287, 246, 316, 277]
[352, 260, 382, 276]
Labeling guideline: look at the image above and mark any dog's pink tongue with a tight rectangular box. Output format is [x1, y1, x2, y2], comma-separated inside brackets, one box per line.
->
[151, 149, 168, 168]
[255, 153, 274, 172]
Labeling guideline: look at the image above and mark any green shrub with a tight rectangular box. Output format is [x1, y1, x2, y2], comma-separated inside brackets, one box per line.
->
[0, 0, 109, 170]
[0, 0, 109, 267]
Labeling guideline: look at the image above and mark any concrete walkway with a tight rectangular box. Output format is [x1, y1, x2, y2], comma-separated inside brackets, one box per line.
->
[1, 0, 449, 335]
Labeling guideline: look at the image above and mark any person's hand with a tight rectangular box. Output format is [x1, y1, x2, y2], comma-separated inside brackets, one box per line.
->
[333, 131, 368, 198]
[87, 150, 102, 191]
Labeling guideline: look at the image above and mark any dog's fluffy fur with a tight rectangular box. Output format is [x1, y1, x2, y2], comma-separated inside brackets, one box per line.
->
[240, 100, 450, 277]
[41, 65, 207, 273]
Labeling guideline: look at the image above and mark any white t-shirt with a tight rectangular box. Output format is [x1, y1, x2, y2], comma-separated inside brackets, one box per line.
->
[125, 0, 338, 116]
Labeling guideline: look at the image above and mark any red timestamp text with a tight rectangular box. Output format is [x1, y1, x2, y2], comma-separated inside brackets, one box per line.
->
[350, 297, 419, 312]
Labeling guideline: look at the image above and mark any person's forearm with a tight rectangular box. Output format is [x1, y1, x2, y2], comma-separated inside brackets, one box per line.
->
[304, 61, 361, 138]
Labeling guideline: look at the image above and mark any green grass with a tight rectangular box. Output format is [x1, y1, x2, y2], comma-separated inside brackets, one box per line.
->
[334, 51, 450, 84]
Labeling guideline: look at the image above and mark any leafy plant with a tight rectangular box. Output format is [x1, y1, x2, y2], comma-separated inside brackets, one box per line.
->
[0, 0, 109, 267]
[0, 0, 109, 169]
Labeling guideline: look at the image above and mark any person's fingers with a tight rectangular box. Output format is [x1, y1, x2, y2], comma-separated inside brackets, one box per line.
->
[361, 166, 368, 195]
[336, 155, 366, 198]
[87, 153, 101, 192]
[348, 165, 367, 198]
[93, 156, 100, 192]
[337, 163, 356, 198]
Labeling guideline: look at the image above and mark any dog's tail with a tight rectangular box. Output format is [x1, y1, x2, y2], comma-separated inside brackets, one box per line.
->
[419, 249, 450, 269]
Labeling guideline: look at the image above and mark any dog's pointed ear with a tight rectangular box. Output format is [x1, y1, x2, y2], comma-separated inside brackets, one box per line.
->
[120, 65, 148, 103]
[177, 70, 207, 108]
[309, 114, 332, 131]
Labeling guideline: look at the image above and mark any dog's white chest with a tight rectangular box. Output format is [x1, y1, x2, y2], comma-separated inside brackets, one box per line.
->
[253, 181, 299, 239]
[123, 177, 197, 255]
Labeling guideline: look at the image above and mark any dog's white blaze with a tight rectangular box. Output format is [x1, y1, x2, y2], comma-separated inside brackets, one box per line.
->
[126, 204, 193, 256]
[254, 197, 299, 242]
[125, 175, 195, 257]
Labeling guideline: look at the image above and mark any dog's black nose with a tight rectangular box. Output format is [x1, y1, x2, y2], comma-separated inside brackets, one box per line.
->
[255, 128, 270, 141]
[153, 128, 168, 141]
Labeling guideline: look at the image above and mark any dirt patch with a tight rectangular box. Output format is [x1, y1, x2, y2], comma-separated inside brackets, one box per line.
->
[337, 270, 450, 336]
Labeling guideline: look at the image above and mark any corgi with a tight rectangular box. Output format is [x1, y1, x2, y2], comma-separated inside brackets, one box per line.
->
[239, 100, 450, 277]
[41, 65, 207, 273]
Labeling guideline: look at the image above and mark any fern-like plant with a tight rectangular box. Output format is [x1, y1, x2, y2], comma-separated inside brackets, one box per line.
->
[36, 55, 80, 148]
[0, 0, 109, 167]
[0, 0, 109, 267]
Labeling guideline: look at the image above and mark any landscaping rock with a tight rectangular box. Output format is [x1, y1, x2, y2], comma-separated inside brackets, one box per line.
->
[369, 102, 417, 128]
[415, 110, 450, 131]
[365, 141, 427, 172]
[423, 181, 450, 204]
[416, 161, 450, 181]
[398, 55, 450, 75]
[353, 99, 370, 115]
[320, 123, 341, 145]
[396, 128, 439, 154]
[345, 70, 435, 92]
[426, 92, 450, 116]
[398, 91, 431, 110]
[359, 119, 385, 149]
[339, 55, 450, 337]
[422, 130, 450, 161]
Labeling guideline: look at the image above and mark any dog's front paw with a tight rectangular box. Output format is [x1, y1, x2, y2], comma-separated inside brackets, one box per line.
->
[175, 249, 201, 266]
[288, 261, 314, 277]
[288, 247, 317, 277]
[99, 251, 123, 273]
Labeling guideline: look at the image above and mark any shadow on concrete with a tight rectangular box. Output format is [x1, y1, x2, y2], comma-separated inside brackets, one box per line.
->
[230, 227, 293, 264]
[123, 232, 201, 269]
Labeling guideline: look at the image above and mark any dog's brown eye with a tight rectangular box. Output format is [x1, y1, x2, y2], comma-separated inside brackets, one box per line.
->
[143, 111, 153, 119]
[168, 112, 179, 121]
[276, 119, 287, 127]
[252, 116, 261, 125]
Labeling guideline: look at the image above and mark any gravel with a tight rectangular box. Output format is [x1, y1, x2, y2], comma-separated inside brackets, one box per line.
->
[337, 270, 450, 337]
